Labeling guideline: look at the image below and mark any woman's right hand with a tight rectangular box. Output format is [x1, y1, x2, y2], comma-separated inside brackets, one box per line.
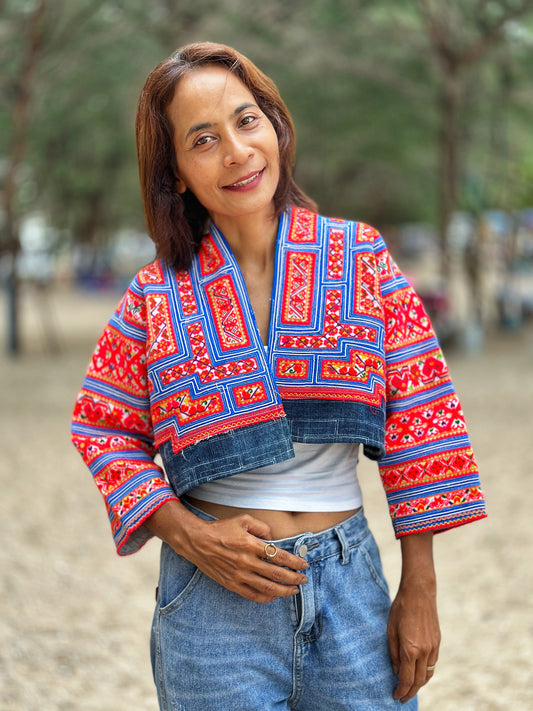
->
[144, 500, 309, 603]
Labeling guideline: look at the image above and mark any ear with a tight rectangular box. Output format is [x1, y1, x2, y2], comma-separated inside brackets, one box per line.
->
[175, 175, 187, 194]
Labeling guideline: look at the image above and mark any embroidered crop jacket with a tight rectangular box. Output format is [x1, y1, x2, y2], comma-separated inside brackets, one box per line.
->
[72, 207, 486, 554]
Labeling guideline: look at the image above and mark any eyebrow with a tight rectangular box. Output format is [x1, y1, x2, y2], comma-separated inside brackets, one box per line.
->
[185, 103, 257, 140]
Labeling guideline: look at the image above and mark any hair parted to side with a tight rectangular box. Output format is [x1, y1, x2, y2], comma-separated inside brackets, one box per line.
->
[135, 41, 317, 271]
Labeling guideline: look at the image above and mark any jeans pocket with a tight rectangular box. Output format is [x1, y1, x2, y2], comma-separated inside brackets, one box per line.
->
[157, 543, 203, 615]
[359, 534, 391, 601]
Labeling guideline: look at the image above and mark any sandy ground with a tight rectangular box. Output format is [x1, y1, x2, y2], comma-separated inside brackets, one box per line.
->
[1, 283, 532, 710]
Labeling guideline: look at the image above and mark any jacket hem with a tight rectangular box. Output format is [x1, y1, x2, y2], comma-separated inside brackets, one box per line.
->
[393, 508, 488, 538]
[115, 490, 179, 556]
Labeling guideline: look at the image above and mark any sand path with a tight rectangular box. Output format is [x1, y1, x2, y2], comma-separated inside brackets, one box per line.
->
[1, 286, 531, 710]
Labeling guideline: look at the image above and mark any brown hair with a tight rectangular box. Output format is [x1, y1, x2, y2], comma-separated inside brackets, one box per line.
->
[135, 41, 317, 270]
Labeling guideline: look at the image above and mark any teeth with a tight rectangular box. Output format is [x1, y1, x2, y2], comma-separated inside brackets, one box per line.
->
[231, 171, 260, 187]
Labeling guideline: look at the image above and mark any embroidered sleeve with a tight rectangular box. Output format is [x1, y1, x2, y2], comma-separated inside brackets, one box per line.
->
[71, 277, 178, 555]
[371, 229, 487, 537]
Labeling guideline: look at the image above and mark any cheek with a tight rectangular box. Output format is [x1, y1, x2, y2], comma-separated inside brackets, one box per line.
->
[272, 146, 281, 181]
[182, 161, 216, 195]
[269, 134, 281, 171]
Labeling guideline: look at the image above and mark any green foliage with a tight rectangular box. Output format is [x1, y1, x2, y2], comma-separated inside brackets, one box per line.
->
[1, 0, 532, 252]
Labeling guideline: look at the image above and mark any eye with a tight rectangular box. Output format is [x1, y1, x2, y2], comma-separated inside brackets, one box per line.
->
[194, 135, 216, 147]
[240, 114, 258, 127]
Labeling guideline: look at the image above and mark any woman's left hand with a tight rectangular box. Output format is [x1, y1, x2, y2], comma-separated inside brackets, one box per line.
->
[388, 532, 441, 704]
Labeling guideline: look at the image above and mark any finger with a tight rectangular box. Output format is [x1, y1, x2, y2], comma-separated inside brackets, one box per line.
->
[256, 559, 308, 587]
[237, 581, 300, 604]
[243, 573, 302, 601]
[241, 514, 274, 541]
[425, 658, 437, 678]
[236, 562, 306, 597]
[396, 657, 434, 703]
[387, 620, 400, 677]
[258, 542, 309, 571]
[204, 541, 306, 593]
[393, 658, 415, 702]
[412, 657, 431, 696]
[237, 516, 309, 570]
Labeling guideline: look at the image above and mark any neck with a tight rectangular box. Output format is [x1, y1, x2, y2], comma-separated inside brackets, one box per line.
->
[211, 208, 279, 272]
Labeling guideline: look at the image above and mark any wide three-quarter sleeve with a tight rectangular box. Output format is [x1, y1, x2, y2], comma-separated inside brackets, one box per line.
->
[71, 277, 178, 555]
[372, 230, 487, 537]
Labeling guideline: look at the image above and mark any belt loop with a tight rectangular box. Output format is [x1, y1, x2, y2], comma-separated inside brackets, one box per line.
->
[334, 525, 350, 565]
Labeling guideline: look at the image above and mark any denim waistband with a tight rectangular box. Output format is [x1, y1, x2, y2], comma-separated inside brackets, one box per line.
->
[181, 498, 370, 565]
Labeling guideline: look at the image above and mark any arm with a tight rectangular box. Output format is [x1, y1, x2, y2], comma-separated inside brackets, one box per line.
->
[71, 283, 178, 555]
[367, 230, 483, 699]
[388, 532, 440, 703]
[371, 229, 486, 536]
[144, 499, 309, 603]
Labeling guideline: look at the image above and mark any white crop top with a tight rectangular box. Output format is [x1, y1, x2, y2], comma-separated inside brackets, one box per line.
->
[187, 441, 362, 512]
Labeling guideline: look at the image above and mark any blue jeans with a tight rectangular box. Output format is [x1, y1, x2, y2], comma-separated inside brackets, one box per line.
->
[151, 503, 417, 711]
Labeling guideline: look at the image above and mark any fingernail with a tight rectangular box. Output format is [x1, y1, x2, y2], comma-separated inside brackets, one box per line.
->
[292, 588, 299, 596]
[301, 560, 309, 569]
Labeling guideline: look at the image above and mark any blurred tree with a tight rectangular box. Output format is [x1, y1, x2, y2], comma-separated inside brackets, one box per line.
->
[1, 0, 46, 354]
[1, 0, 533, 354]
[211, 0, 440, 227]
[415, 0, 533, 274]
[0, 0, 212, 352]
[225, 0, 533, 275]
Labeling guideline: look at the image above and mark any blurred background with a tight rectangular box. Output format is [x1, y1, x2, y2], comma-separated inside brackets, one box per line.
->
[1, 1, 532, 709]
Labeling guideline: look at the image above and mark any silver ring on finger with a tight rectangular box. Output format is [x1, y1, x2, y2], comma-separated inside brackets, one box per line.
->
[264, 542, 278, 559]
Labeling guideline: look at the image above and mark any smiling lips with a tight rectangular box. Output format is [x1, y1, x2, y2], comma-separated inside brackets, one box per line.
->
[224, 168, 264, 190]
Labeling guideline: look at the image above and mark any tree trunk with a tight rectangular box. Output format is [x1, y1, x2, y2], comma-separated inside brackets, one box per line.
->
[437, 67, 460, 280]
[2, 0, 46, 355]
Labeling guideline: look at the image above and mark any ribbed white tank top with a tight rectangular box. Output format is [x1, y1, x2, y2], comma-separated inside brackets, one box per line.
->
[187, 441, 362, 512]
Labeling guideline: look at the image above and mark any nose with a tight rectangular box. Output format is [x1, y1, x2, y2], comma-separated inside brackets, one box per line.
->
[223, 132, 252, 167]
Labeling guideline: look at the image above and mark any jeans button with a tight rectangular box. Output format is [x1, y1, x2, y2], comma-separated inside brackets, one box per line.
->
[298, 544, 308, 557]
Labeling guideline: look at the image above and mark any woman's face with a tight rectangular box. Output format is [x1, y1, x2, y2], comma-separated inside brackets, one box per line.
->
[167, 65, 280, 226]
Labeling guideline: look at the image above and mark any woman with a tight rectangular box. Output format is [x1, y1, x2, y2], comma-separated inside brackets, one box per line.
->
[72, 42, 486, 710]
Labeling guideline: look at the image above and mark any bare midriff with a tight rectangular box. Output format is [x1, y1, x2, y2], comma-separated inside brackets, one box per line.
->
[186, 497, 360, 539]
